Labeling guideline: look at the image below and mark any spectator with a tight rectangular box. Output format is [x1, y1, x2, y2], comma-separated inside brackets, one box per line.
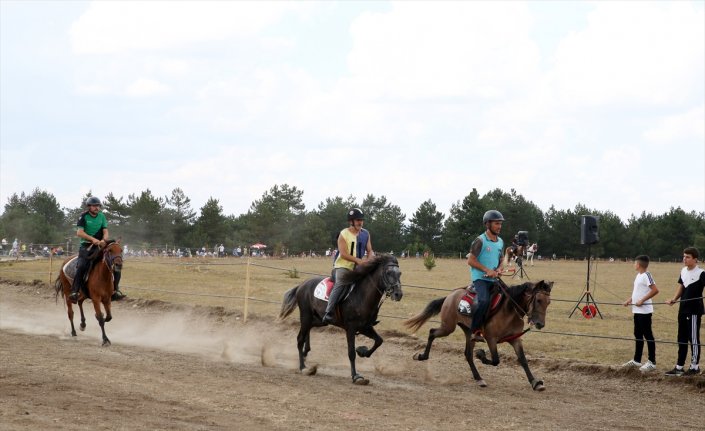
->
[622, 255, 659, 372]
[665, 247, 705, 376]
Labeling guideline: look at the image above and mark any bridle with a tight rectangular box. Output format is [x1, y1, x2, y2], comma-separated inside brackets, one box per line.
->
[377, 263, 401, 297]
[497, 278, 549, 321]
[103, 243, 123, 272]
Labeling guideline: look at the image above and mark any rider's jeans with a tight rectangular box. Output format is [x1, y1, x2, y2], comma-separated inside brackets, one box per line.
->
[469, 279, 494, 332]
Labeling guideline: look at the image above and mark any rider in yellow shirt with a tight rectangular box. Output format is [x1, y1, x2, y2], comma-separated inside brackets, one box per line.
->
[322, 208, 374, 324]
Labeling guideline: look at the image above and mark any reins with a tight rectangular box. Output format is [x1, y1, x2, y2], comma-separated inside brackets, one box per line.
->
[495, 278, 550, 338]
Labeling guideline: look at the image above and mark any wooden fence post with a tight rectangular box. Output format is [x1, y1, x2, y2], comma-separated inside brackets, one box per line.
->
[48, 251, 53, 286]
[243, 257, 251, 323]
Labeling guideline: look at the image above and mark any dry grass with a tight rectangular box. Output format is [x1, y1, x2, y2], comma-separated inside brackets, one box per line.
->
[0, 255, 688, 367]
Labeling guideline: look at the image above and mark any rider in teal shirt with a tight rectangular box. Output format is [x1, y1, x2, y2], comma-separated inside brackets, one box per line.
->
[467, 210, 505, 339]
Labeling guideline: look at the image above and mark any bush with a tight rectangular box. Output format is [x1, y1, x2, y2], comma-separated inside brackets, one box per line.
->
[287, 267, 299, 278]
[423, 253, 436, 271]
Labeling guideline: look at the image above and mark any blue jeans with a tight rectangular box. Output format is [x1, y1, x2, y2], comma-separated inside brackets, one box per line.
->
[470, 279, 495, 332]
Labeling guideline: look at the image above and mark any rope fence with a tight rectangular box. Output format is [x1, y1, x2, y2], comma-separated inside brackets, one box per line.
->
[2, 256, 703, 348]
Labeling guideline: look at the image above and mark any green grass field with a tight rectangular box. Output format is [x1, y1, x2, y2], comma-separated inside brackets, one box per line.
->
[0, 255, 689, 367]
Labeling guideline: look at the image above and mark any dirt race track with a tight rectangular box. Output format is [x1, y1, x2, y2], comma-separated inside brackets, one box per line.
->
[1, 281, 703, 431]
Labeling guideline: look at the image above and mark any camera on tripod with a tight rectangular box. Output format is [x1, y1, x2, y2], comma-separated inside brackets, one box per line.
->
[516, 231, 529, 246]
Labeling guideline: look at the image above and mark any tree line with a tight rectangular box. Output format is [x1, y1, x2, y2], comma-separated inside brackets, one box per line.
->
[1, 185, 703, 261]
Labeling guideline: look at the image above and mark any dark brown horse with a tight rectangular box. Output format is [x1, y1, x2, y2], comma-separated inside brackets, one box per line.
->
[279, 254, 403, 384]
[54, 240, 123, 346]
[405, 279, 552, 390]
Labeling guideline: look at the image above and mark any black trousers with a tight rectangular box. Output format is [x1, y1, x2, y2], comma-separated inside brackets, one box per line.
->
[677, 313, 702, 369]
[633, 313, 656, 363]
[71, 245, 93, 292]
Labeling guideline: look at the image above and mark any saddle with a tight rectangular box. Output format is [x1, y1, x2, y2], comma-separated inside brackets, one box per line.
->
[458, 287, 503, 317]
[313, 277, 354, 302]
[62, 249, 106, 287]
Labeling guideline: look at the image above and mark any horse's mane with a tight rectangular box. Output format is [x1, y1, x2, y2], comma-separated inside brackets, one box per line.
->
[504, 280, 550, 305]
[504, 281, 532, 305]
[338, 254, 398, 285]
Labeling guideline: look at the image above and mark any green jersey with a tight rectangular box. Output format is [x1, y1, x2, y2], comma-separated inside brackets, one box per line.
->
[77, 211, 108, 245]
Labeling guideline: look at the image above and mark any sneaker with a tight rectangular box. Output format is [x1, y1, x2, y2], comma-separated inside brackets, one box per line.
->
[622, 359, 641, 368]
[639, 361, 656, 372]
[664, 367, 684, 377]
[683, 368, 700, 376]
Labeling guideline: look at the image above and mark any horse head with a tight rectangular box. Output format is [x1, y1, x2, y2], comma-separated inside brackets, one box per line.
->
[525, 280, 552, 329]
[103, 240, 124, 273]
[380, 255, 403, 301]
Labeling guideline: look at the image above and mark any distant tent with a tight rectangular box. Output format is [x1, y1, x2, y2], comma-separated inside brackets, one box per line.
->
[251, 243, 267, 249]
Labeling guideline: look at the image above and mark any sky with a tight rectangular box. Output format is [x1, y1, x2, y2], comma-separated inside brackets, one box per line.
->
[1, 0, 704, 223]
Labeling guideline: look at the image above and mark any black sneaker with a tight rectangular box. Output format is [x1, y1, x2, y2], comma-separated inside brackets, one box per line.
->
[664, 367, 684, 377]
[111, 290, 126, 301]
[683, 368, 700, 376]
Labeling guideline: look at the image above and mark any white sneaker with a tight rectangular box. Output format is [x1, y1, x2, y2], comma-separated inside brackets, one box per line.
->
[622, 359, 641, 368]
[639, 360, 656, 372]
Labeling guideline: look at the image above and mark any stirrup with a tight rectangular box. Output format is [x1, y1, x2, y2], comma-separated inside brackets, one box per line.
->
[321, 312, 335, 324]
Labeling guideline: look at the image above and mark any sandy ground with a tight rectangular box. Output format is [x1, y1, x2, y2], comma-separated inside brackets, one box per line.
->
[0, 280, 703, 431]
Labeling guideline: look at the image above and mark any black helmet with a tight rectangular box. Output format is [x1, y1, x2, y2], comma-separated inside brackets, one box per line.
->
[347, 208, 364, 221]
[482, 210, 504, 224]
[85, 196, 102, 207]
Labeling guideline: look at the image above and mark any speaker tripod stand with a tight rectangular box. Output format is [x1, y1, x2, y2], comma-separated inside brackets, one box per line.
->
[512, 257, 530, 280]
[569, 244, 603, 319]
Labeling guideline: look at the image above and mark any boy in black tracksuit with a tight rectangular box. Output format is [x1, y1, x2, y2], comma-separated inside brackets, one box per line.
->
[665, 247, 705, 376]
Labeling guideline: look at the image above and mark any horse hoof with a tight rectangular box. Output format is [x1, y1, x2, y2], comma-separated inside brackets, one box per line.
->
[302, 365, 317, 376]
[105, 316, 112, 322]
[352, 375, 369, 385]
[355, 346, 369, 358]
[102, 339, 111, 347]
[531, 379, 545, 391]
[477, 379, 487, 388]
[412, 352, 427, 361]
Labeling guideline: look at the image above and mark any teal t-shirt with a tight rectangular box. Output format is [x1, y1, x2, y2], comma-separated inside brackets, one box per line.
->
[77, 211, 108, 244]
[470, 233, 504, 282]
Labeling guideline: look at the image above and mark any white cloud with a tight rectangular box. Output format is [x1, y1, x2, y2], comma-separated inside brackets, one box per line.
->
[70, 1, 303, 55]
[126, 78, 170, 97]
[643, 105, 705, 143]
[346, 1, 540, 101]
[551, 1, 704, 107]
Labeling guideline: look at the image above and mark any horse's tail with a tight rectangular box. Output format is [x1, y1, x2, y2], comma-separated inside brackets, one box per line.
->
[54, 274, 65, 301]
[404, 297, 446, 332]
[278, 285, 299, 320]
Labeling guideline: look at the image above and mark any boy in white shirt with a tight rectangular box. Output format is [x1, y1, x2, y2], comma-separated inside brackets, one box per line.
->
[622, 255, 659, 372]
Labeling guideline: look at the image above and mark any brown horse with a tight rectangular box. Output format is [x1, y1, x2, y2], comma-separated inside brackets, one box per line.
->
[504, 244, 526, 268]
[54, 240, 123, 346]
[405, 279, 552, 390]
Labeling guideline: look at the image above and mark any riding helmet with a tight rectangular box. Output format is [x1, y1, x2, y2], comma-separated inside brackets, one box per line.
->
[85, 196, 102, 207]
[482, 210, 504, 224]
[347, 208, 364, 221]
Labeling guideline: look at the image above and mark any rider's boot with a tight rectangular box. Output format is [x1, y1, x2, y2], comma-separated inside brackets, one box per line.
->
[111, 271, 126, 301]
[322, 284, 345, 324]
[69, 279, 81, 304]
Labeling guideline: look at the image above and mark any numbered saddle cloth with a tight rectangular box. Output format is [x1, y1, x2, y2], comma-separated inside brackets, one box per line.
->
[458, 289, 503, 316]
